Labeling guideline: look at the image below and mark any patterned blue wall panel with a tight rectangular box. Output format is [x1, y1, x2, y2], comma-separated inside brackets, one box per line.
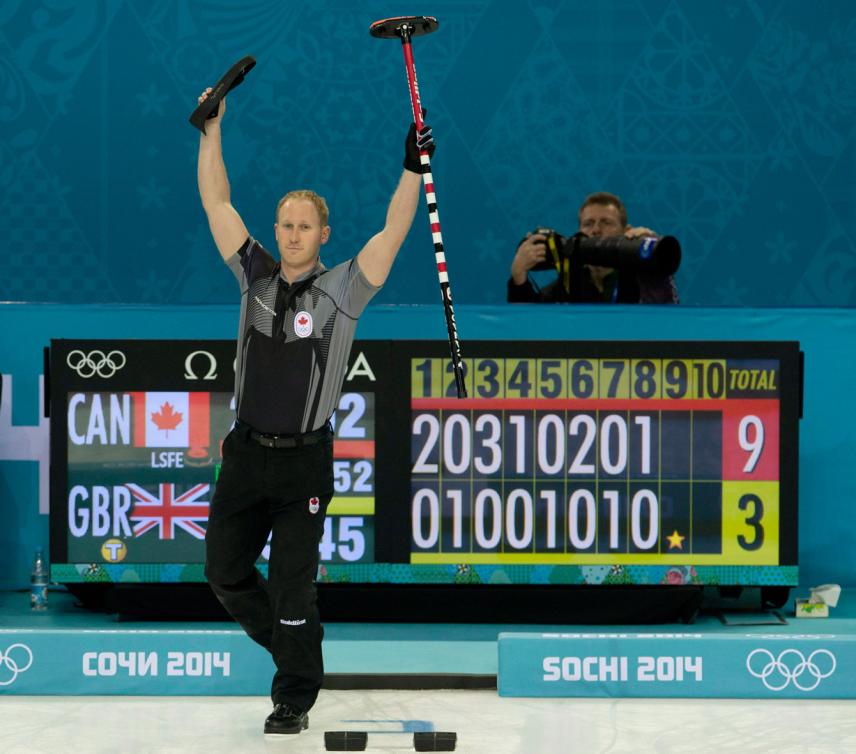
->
[1, 0, 855, 305]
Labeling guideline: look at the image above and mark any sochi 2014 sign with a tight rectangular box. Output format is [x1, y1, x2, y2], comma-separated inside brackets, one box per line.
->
[0, 629, 273, 695]
[498, 632, 856, 699]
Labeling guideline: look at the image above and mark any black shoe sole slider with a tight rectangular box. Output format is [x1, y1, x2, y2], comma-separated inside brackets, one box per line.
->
[188, 55, 256, 133]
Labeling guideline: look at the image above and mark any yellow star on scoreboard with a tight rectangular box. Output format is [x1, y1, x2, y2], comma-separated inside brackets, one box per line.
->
[667, 530, 686, 550]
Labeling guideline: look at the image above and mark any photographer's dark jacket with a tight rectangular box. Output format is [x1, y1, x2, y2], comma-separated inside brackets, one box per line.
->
[507, 270, 678, 304]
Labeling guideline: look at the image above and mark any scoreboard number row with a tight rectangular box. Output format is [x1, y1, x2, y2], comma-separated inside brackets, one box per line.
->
[411, 411, 769, 479]
[413, 358, 746, 400]
[409, 483, 779, 564]
[412, 486, 661, 551]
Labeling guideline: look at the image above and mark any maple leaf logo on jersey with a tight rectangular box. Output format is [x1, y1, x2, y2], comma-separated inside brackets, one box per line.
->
[152, 402, 183, 431]
[294, 311, 313, 338]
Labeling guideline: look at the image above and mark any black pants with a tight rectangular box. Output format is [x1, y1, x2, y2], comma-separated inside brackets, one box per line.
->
[205, 424, 333, 710]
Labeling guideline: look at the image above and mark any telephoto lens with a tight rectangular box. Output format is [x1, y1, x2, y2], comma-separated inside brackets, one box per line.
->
[564, 233, 681, 276]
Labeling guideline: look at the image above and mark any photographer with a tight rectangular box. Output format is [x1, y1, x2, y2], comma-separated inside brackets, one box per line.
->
[507, 192, 679, 304]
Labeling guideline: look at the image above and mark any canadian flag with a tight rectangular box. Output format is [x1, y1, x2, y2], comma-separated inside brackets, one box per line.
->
[131, 392, 210, 448]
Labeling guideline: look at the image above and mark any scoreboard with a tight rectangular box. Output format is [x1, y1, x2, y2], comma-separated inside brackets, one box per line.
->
[409, 353, 784, 566]
[50, 339, 381, 578]
[49, 339, 800, 588]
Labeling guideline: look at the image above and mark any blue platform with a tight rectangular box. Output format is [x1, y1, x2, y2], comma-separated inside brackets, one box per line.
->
[0, 588, 496, 695]
[498, 629, 856, 699]
[1, 588, 853, 698]
[498, 590, 856, 700]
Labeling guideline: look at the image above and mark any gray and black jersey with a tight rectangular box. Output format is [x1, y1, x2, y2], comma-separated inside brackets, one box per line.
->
[226, 236, 379, 435]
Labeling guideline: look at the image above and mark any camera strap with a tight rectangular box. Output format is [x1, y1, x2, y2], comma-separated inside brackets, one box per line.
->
[543, 234, 574, 295]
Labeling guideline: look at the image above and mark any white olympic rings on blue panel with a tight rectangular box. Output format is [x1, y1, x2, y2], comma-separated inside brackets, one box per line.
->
[0, 643, 34, 686]
[746, 648, 836, 691]
[66, 349, 127, 378]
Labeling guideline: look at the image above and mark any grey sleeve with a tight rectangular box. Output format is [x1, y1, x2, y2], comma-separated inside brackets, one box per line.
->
[225, 252, 248, 293]
[225, 236, 275, 295]
[325, 257, 381, 318]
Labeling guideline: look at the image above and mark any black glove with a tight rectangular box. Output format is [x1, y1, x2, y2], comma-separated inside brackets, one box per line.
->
[403, 116, 435, 173]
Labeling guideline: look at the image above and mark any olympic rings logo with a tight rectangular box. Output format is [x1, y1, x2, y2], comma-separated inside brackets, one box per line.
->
[746, 648, 836, 691]
[66, 350, 127, 379]
[0, 643, 33, 686]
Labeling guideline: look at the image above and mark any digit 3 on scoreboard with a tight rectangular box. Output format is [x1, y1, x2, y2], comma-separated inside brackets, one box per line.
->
[719, 379, 780, 565]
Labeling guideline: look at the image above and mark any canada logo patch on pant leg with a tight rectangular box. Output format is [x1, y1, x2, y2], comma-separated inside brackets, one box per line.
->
[308, 496, 320, 514]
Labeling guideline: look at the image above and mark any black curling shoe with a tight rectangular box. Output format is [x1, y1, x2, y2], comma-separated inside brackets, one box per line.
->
[264, 703, 309, 734]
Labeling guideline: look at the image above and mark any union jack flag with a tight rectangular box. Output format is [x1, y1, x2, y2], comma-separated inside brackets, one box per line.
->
[126, 483, 210, 540]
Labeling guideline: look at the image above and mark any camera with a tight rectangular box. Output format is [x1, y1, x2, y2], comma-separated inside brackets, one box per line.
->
[524, 228, 565, 272]
[525, 229, 681, 276]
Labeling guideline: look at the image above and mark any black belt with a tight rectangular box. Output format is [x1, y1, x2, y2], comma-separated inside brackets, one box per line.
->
[236, 420, 332, 449]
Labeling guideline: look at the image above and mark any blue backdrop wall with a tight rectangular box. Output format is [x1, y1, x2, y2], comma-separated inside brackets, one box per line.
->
[2, 0, 856, 306]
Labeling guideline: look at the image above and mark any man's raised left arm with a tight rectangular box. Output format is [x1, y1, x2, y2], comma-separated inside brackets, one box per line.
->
[357, 122, 434, 287]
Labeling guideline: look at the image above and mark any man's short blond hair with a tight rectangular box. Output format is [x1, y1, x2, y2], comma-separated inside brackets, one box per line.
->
[275, 190, 329, 226]
[578, 191, 627, 228]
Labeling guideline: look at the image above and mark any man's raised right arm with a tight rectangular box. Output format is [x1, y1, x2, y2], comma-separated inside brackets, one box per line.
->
[196, 92, 249, 261]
